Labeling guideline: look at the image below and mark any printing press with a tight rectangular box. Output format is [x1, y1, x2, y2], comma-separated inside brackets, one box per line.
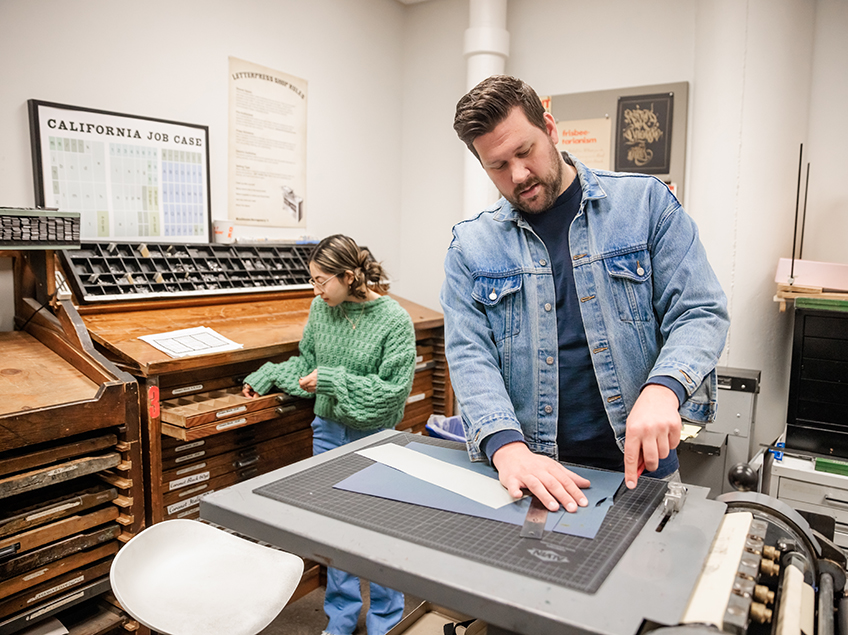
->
[200, 430, 848, 635]
[672, 487, 846, 635]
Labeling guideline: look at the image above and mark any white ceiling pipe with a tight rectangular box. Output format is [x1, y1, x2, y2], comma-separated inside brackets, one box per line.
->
[461, 0, 509, 219]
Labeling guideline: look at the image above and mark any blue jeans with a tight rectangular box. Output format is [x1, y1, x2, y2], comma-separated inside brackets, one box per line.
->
[312, 416, 405, 635]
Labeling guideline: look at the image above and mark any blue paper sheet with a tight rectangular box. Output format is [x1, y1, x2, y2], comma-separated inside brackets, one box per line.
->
[333, 442, 624, 539]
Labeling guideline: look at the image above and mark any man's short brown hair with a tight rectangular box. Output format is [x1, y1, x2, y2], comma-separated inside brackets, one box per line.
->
[453, 75, 548, 159]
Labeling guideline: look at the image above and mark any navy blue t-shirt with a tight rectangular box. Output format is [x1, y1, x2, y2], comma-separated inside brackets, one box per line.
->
[521, 179, 625, 469]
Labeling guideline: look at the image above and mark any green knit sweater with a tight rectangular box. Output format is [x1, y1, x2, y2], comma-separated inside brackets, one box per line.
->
[244, 295, 416, 430]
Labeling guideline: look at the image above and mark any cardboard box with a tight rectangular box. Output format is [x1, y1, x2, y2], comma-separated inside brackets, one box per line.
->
[388, 602, 486, 635]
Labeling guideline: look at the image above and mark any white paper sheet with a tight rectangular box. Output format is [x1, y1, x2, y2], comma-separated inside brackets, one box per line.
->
[356, 444, 518, 509]
[139, 326, 243, 358]
[680, 423, 702, 441]
[18, 617, 68, 635]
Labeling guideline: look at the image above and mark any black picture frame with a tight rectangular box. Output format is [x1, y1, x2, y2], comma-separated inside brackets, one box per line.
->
[614, 92, 673, 175]
[28, 100, 212, 243]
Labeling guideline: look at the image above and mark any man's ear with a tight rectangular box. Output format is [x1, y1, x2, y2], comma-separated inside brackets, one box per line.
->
[544, 112, 559, 145]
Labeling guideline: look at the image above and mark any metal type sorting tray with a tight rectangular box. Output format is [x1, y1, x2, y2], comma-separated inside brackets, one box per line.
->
[0, 207, 80, 250]
[58, 241, 315, 302]
[254, 433, 668, 595]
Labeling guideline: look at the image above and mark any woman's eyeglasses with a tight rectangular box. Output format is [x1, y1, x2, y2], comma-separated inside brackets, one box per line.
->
[308, 272, 340, 290]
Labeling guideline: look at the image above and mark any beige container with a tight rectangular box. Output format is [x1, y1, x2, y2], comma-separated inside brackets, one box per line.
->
[388, 601, 486, 635]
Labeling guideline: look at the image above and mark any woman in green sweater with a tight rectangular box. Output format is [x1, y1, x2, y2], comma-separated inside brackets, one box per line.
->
[242, 234, 416, 635]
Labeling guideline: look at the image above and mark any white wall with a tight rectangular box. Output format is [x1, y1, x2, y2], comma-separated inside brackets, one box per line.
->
[393, 0, 468, 305]
[0, 0, 406, 329]
[805, 0, 848, 266]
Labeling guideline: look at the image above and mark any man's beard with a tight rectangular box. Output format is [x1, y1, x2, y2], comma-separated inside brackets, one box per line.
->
[503, 142, 565, 215]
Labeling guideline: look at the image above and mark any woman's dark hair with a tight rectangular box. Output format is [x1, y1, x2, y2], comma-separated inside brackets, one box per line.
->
[308, 234, 389, 299]
[453, 75, 548, 159]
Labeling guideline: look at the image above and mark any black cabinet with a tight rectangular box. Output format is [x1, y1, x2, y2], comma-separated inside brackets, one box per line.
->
[787, 304, 848, 457]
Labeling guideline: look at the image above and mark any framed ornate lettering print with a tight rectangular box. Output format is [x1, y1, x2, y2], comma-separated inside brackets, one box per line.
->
[614, 92, 674, 175]
[28, 100, 212, 243]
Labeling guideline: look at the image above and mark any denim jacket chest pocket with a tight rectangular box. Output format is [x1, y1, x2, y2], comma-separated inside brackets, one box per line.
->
[602, 248, 654, 322]
[472, 274, 522, 342]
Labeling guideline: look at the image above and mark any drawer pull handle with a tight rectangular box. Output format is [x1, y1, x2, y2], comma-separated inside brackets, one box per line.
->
[276, 406, 296, 416]
[239, 467, 259, 479]
[824, 495, 848, 506]
[0, 543, 20, 558]
[234, 456, 260, 468]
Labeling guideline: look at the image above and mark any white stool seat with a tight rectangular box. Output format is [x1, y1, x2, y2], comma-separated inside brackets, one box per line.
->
[110, 519, 303, 635]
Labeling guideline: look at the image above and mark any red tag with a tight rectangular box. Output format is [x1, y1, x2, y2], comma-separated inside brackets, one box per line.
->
[148, 385, 160, 419]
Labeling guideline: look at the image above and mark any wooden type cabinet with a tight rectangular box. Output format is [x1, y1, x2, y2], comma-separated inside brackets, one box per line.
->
[45, 273, 454, 605]
[2, 254, 144, 635]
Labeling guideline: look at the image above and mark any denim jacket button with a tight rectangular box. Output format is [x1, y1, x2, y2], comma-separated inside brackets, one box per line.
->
[546, 356, 554, 365]
[540, 259, 547, 266]
[544, 405, 553, 414]
[489, 291, 497, 300]
[544, 303, 552, 311]
[637, 266, 645, 276]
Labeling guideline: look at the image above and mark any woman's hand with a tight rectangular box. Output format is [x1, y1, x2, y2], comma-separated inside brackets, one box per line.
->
[299, 370, 318, 393]
[242, 383, 257, 398]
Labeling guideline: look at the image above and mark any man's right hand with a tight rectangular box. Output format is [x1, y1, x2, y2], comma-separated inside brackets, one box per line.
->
[492, 442, 590, 512]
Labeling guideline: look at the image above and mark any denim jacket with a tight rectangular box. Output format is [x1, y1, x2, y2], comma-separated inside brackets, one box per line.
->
[440, 155, 730, 462]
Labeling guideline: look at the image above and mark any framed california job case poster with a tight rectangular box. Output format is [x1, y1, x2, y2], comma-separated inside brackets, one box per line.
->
[28, 100, 212, 243]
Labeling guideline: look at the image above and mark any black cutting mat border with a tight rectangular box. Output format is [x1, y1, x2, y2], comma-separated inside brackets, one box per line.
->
[254, 433, 667, 594]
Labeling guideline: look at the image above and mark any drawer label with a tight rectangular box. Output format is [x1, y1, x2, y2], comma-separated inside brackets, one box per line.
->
[29, 591, 85, 620]
[407, 393, 425, 404]
[415, 355, 424, 363]
[176, 462, 207, 476]
[175, 450, 206, 464]
[29, 575, 85, 604]
[176, 483, 209, 498]
[217, 417, 247, 431]
[45, 464, 79, 478]
[23, 568, 48, 582]
[217, 405, 247, 418]
[168, 471, 210, 491]
[168, 495, 204, 515]
[173, 384, 204, 395]
[27, 500, 81, 522]
[174, 440, 206, 453]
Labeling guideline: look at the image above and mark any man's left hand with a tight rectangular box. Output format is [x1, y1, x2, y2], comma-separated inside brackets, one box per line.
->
[623, 384, 681, 489]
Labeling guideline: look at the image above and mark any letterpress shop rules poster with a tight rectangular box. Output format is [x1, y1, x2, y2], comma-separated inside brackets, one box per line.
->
[228, 57, 308, 228]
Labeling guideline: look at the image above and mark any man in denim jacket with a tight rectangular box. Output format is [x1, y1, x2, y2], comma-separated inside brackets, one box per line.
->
[440, 76, 729, 514]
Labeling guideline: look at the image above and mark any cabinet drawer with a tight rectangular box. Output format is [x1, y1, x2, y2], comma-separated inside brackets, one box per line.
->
[778, 476, 848, 523]
[160, 401, 312, 463]
[161, 387, 293, 428]
[161, 405, 302, 441]
[0, 453, 121, 501]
